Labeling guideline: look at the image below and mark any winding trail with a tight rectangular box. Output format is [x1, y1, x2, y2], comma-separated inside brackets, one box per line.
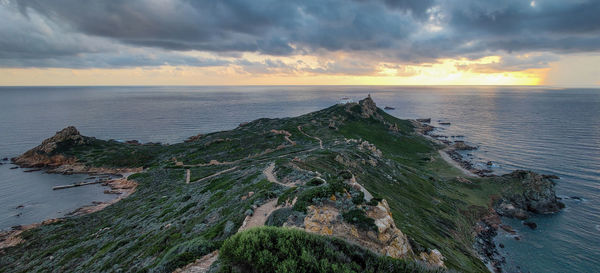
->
[298, 125, 323, 149]
[347, 174, 373, 202]
[176, 133, 300, 273]
[263, 162, 294, 187]
[180, 129, 297, 168]
[176, 165, 287, 273]
[192, 166, 238, 183]
[174, 250, 219, 273]
[238, 199, 279, 232]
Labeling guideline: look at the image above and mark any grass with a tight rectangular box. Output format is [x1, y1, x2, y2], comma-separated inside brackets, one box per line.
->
[1, 99, 535, 273]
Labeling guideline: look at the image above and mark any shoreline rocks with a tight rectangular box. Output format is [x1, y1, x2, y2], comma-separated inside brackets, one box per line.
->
[474, 211, 504, 273]
[494, 170, 564, 219]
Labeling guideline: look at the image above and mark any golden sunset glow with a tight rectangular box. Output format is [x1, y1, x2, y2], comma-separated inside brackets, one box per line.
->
[0, 56, 545, 86]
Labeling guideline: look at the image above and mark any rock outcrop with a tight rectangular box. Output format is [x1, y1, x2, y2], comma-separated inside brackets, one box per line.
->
[451, 141, 477, 151]
[301, 198, 446, 268]
[495, 170, 564, 219]
[303, 201, 414, 260]
[419, 249, 445, 268]
[359, 94, 378, 119]
[12, 126, 88, 167]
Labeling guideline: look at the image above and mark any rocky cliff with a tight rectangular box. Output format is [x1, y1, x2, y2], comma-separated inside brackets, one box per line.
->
[495, 170, 564, 219]
[12, 126, 88, 167]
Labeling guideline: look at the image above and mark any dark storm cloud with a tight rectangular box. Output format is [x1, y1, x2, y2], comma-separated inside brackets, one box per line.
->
[444, 0, 600, 54]
[1, 0, 599, 70]
[10, 0, 417, 54]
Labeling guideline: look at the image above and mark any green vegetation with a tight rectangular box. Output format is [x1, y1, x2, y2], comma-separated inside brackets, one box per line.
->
[62, 139, 167, 168]
[1, 98, 534, 272]
[218, 226, 445, 273]
[342, 209, 377, 232]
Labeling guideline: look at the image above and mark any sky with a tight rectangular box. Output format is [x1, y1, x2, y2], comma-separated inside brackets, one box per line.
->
[0, 0, 599, 86]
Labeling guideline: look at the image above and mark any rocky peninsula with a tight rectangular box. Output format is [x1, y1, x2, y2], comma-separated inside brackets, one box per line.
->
[0, 96, 562, 273]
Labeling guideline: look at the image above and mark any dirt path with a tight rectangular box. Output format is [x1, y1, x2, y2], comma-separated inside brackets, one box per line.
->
[175, 250, 219, 273]
[238, 199, 279, 232]
[180, 129, 296, 168]
[297, 125, 323, 149]
[263, 162, 295, 187]
[438, 149, 478, 177]
[176, 197, 282, 273]
[192, 166, 238, 183]
[270, 129, 296, 146]
[347, 174, 373, 201]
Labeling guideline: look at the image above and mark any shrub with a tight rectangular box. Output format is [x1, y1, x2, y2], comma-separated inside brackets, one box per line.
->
[265, 208, 305, 227]
[367, 198, 382, 206]
[306, 177, 325, 186]
[155, 237, 222, 272]
[218, 226, 444, 273]
[277, 187, 298, 205]
[339, 170, 353, 180]
[351, 191, 365, 205]
[342, 209, 377, 232]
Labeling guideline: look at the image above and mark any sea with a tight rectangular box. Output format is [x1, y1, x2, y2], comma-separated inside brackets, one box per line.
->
[0, 86, 598, 272]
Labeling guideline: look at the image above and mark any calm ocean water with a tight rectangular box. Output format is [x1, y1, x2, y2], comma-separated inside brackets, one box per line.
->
[0, 86, 598, 272]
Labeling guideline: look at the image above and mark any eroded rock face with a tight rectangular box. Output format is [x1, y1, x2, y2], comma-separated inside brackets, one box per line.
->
[496, 170, 564, 218]
[359, 95, 378, 119]
[303, 200, 413, 260]
[419, 249, 445, 268]
[365, 200, 413, 258]
[13, 126, 88, 167]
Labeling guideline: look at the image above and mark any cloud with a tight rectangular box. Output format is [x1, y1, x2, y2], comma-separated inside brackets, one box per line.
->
[0, 0, 599, 72]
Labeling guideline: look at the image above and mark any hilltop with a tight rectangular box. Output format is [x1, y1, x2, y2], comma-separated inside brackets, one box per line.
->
[1, 96, 562, 273]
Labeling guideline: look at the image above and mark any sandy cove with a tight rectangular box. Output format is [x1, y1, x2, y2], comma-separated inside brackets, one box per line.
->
[0, 168, 140, 252]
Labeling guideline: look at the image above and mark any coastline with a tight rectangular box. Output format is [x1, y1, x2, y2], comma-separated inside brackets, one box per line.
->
[413, 119, 507, 273]
[1, 103, 566, 272]
[0, 167, 140, 251]
[438, 149, 479, 178]
[415, 119, 565, 273]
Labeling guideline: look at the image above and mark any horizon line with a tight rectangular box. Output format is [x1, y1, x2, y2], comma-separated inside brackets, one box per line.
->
[0, 84, 599, 89]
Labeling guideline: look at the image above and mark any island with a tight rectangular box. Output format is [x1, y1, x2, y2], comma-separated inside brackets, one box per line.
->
[0, 96, 563, 273]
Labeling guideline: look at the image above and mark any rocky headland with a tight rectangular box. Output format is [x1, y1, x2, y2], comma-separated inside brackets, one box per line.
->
[1, 96, 563, 273]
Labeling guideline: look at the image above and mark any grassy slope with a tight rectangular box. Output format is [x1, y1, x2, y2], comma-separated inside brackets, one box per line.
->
[0, 101, 518, 273]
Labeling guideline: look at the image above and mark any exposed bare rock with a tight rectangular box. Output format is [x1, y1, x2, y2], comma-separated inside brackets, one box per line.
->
[358, 140, 382, 158]
[303, 199, 414, 260]
[419, 249, 445, 268]
[12, 126, 88, 167]
[495, 170, 564, 219]
[185, 133, 204, 142]
[451, 141, 477, 151]
[328, 120, 337, 130]
[0, 219, 62, 251]
[334, 154, 358, 168]
[358, 94, 378, 118]
[412, 120, 435, 135]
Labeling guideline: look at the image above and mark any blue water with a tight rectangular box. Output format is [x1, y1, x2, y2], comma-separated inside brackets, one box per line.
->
[0, 86, 598, 272]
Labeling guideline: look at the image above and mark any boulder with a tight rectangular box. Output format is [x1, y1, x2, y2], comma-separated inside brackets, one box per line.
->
[523, 221, 537, 230]
[451, 141, 477, 151]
